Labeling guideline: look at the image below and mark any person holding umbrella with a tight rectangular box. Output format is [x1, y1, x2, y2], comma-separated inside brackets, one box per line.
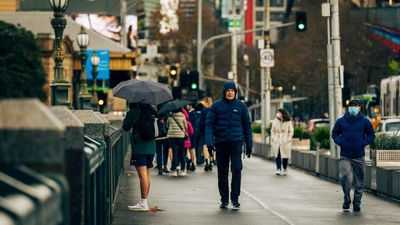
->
[114, 79, 173, 211]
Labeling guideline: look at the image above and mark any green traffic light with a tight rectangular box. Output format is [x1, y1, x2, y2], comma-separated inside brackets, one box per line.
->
[298, 24, 305, 30]
[191, 83, 197, 90]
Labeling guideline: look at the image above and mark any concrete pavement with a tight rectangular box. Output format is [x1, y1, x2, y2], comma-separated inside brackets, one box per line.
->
[112, 154, 400, 225]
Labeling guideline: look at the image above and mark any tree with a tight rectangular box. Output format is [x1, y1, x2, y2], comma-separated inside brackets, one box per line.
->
[0, 21, 47, 100]
[271, 0, 391, 118]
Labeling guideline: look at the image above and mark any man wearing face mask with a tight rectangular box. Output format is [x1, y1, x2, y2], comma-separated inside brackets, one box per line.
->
[205, 81, 253, 209]
[332, 100, 375, 212]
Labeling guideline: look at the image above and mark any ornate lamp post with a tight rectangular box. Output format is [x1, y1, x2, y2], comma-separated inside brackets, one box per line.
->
[49, 0, 70, 106]
[76, 26, 91, 109]
[243, 54, 250, 102]
[90, 50, 100, 111]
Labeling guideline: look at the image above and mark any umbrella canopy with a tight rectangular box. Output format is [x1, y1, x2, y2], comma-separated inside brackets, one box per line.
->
[158, 99, 192, 115]
[112, 79, 173, 105]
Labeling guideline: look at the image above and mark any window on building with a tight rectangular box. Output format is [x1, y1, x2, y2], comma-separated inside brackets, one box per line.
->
[256, 0, 263, 7]
[256, 11, 264, 21]
[256, 25, 263, 36]
[270, 12, 284, 21]
[271, 0, 284, 7]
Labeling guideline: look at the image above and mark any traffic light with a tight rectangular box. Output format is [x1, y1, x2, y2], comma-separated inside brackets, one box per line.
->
[169, 65, 177, 79]
[180, 71, 190, 89]
[295, 12, 307, 32]
[189, 70, 199, 90]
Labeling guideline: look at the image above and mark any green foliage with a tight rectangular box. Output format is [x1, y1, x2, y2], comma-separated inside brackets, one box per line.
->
[370, 134, 400, 150]
[251, 122, 271, 136]
[310, 127, 330, 150]
[252, 123, 261, 133]
[0, 21, 47, 100]
[293, 126, 311, 140]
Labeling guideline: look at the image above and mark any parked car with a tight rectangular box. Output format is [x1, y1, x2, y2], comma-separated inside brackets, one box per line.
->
[375, 118, 400, 136]
[308, 118, 330, 132]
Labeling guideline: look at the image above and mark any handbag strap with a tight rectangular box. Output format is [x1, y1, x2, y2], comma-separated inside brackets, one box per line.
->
[171, 115, 187, 135]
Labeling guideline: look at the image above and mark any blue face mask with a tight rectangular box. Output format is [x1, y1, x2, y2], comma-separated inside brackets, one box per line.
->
[348, 106, 360, 116]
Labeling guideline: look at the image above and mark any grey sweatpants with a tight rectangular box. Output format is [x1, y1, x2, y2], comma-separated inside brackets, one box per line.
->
[339, 156, 365, 207]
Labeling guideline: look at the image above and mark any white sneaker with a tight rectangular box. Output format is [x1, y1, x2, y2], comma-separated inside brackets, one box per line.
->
[275, 169, 281, 175]
[171, 170, 178, 177]
[128, 202, 149, 211]
[180, 170, 187, 176]
[281, 169, 288, 176]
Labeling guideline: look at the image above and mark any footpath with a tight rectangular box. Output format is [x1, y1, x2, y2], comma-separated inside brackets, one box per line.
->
[112, 153, 400, 225]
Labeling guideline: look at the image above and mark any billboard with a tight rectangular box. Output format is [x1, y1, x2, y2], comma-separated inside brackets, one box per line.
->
[85, 50, 110, 80]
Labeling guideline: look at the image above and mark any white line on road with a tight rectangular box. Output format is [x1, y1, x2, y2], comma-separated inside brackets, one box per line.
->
[242, 188, 295, 225]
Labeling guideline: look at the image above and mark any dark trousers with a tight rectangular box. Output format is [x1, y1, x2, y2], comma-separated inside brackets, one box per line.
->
[215, 141, 243, 203]
[194, 134, 205, 164]
[275, 149, 288, 170]
[156, 138, 169, 170]
[170, 138, 186, 171]
[339, 156, 365, 207]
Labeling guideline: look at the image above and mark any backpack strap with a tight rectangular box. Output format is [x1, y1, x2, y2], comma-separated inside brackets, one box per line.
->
[171, 115, 187, 136]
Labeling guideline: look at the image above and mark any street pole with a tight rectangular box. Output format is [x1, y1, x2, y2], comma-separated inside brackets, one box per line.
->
[262, 0, 271, 144]
[120, 0, 127, 47]
[331, 0, 343, 158]
[197, 0, 204, 90]
[322, 3, 337, 158]
[231, 0, 238, 86]
[244, 54, 250, 101]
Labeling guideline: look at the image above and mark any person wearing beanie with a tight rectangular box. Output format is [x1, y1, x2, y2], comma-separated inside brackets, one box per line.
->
[205, 81, 253, 210]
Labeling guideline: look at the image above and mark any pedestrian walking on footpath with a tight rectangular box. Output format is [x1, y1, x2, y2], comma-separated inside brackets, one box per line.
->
[199, 98, 215, 171]
[271, 109, 294, 176]
[182, 108, 195, 172]
[155, 112, 170, 175]
[184, 105, 197, 171]
[205, 81, 253, 209]
[122, 103, 157, 211]
[167, 109, 188, 177]
[332, 99, 375, 212]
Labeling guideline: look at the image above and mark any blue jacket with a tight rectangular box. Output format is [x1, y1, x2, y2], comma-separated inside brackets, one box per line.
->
[205, 81, 253, 148]
[332, 113, 375, 158]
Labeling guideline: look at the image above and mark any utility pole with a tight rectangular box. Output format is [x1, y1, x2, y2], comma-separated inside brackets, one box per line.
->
[197, 0, 204, 90]
[322, 2, 337, 158]
[261, 0, 271, 144]
[120, 0, 127, 47]
[331, 0, 343, 158]
[231, 0, 238, 86]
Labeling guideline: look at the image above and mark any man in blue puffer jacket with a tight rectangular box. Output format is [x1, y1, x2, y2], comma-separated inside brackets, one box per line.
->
[205, 81, 253, 209]
[332, 99, 375, 212]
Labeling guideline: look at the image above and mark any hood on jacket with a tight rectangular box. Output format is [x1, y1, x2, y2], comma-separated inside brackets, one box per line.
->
[222, 81, 237, 100]
[344, 112, 364, 123]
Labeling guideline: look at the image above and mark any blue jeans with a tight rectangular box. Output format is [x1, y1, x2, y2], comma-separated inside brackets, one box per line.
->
[339, 156, 365, 207]
[215, 141, 243, 203]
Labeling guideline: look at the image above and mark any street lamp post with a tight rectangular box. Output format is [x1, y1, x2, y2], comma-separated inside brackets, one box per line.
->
[76, 26, 92, 109]
[90, 50, 100, 111]
[243, 54, 250, 101]
[49, 0, 71, 106]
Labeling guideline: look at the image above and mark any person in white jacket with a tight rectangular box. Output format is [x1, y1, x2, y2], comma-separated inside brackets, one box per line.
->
[271, 109, 294, 175]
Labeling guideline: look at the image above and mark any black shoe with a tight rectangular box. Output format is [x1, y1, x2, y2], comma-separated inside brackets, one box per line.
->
[186, 160, 191, 171]
[232, 202, 240, 210]
[190, 163, 196, 171]
[220, 202, 228, 209]
[342, 202, 350, 212]
[353, 205, 361, 212]
[158, 169, 163, 175]
[163, 167, 170, 173]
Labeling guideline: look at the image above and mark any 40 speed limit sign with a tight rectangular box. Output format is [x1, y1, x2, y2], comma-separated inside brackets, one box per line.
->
[260, 49, 274, 67]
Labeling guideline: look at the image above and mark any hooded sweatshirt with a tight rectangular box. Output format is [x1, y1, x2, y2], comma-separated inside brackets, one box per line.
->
[332, 113, 375, 158]
[205, 81, 253, 148]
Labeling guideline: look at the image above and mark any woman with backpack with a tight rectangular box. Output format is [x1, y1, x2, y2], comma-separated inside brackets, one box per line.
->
[167, 108, 188, 176]
[122, 103, 156, 211]
[155, 112, 170, 175]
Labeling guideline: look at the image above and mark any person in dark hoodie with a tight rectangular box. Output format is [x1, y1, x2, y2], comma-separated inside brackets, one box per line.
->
[332, 99, 375, 212]
[205, 81, 253, 209]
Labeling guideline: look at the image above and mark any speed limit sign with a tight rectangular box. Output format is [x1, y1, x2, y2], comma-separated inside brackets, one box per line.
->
[260, 49, 274, 67]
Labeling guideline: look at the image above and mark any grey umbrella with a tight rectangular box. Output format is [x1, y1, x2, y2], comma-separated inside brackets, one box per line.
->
[112, 79, 173, 105]
[157, 99, 192, 115]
